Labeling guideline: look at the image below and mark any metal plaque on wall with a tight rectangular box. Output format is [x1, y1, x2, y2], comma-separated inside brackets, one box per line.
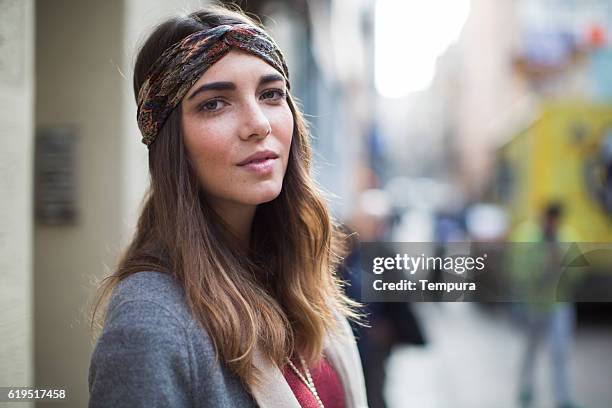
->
[35, 127, 79, 225]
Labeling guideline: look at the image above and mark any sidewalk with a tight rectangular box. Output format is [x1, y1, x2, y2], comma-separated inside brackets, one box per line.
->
[384, 303, 612, 408]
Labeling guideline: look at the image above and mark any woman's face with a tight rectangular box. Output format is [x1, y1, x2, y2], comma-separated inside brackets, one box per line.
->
[181, 50, 294, 210]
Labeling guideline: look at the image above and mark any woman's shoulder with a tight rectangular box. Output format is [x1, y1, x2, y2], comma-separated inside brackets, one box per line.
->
[89, 272, 222, 407]
[98, 270, 215, 358]
[105, 271, 192, 325]
[97, 271, 202, 345]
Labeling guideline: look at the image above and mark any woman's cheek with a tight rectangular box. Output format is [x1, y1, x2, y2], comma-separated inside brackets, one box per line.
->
[275, 108, 293, 143]
[194, 125, 232, 159]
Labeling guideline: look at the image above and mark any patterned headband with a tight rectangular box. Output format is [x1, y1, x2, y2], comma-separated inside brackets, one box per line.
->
[136, 23, 290, 146]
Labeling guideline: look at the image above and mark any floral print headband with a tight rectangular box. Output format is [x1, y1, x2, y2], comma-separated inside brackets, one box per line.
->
[136, 23, 290, 146]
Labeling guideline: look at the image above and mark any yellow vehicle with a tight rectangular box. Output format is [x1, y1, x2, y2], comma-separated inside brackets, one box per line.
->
[495, 102, 612, 242]
[492, 102, 612, 304]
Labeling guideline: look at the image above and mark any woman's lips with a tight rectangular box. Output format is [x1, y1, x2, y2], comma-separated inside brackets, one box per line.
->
[237, 150, 278, 166]
[238, 157, 277, 174]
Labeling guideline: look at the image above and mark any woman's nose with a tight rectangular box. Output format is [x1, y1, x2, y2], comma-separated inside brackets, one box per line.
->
[239, 101, 271, 141]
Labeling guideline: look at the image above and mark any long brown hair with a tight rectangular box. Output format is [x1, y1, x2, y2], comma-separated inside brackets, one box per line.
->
[91, 4, 362, 388]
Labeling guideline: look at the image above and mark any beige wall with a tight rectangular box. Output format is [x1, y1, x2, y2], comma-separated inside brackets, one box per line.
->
[0, 0, 35, 407]
[34, 1, 124, 406]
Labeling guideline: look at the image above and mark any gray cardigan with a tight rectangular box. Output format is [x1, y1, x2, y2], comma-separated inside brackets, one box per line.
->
[88, 271, 368, 408]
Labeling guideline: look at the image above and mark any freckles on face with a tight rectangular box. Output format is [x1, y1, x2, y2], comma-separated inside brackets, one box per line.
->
[181, 50, 294, 209]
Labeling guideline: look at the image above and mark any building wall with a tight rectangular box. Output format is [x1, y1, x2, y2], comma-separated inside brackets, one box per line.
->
[454, 0, 525, 196]
[34, 1, 124, 406]
[0, 1, 35, 407]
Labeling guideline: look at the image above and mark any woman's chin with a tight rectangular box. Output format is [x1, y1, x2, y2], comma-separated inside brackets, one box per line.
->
[246, 184, 283, 205]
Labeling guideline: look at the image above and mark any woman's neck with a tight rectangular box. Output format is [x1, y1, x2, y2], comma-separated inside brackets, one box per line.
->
[207, 197, 256, 252]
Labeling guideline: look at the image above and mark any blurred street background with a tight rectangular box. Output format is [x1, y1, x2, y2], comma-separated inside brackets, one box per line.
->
[1, 0, 612, 407]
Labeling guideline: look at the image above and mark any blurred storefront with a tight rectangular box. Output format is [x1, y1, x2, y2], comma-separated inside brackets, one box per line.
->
[429, 0, 612, 232]
[490, 0, 612, 241]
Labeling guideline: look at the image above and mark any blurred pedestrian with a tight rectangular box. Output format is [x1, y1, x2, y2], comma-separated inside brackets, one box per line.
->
[343, 189, 426, 408]
[511, 203, 580, 408]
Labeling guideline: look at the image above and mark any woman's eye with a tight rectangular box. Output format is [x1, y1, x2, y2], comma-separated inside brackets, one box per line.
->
[261, 89, 286, 101]
[199, 99, 225, 112]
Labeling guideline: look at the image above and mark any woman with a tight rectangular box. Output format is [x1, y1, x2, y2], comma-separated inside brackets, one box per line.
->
[88, 5, 367, 408]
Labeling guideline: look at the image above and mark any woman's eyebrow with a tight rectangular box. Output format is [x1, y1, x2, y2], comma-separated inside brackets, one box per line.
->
[187, 81, 235, 100]
[259, 73, 285, 86]
[187, 73, 286, 101]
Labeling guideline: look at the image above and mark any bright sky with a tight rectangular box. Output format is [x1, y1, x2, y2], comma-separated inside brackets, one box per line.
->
[375, 0, 471, 98]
